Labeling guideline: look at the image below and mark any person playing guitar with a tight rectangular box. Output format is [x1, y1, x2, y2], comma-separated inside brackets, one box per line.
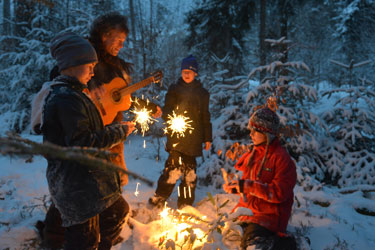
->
[88, 13, 162, 187]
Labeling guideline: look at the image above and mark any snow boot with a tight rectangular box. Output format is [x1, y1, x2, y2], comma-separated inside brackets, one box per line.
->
[35, 220, 45, 240]
[148, 194, 166, 208]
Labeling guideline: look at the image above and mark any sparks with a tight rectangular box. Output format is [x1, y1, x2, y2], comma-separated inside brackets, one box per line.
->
[154, 203, 207, 248]
[131, 107, 157, 136]
[160, 202, 170, 219]
[166, 110, 194, 138]
[143, 140, 146, 148]
[134, 182, 140, 197]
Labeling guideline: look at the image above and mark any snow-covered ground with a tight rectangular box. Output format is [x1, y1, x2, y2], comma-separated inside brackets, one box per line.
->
[0, 134, 374, 249]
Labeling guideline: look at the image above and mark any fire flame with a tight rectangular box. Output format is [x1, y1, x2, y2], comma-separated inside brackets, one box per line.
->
[166, 110, 194, 138]
[152, 203, 207, 249]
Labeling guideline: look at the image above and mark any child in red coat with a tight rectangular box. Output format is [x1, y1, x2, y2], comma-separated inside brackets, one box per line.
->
[223, 108, 297, 250]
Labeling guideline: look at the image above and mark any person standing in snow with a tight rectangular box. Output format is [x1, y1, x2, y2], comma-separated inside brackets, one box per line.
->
[38, 32, 135, 249]
[35, 12, 161, 248]
[223, 108, 297, 250]
[87, 11, 161, 187]
[149, 55, 212, 209]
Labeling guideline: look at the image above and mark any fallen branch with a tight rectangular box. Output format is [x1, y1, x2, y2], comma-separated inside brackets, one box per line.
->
[0, 132, 153, 186]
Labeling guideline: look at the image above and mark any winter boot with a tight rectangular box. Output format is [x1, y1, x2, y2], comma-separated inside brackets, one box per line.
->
[148, 194, 166, 208]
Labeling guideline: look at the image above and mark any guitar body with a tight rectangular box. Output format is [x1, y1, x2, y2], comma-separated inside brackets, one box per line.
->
[90, 77, 131, 125]
[88, 71, 163, 126]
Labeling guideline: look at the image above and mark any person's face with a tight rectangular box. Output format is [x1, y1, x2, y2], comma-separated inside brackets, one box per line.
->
[182, 69, 197, 84]
[68, 62, 97, 85]
[250, 128, 267, 145]
[102, 29, 127, 57]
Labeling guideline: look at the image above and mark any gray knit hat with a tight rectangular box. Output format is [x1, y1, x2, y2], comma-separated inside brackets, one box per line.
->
[50, 32, 98, 71]
[248, 108, 280, 135]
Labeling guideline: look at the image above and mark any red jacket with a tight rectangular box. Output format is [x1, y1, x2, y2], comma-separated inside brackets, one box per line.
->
[233, 139, 296, 233]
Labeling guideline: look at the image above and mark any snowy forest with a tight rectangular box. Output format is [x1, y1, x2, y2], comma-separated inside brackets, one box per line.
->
[0, 0, 375, 249]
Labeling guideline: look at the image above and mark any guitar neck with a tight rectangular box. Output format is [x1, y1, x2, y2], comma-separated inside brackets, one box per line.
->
[119, 77, 154, 96]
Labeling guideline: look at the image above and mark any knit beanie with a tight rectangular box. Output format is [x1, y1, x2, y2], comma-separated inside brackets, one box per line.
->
[247, 108, 280, 180]
[248, 108, 280, 135]
[50, 32, 98, 71]
[181, 55, 198, 73]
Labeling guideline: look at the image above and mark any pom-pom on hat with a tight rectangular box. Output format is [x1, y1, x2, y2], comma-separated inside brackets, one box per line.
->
[50, 32, 98, 71]
[181, 55, 198, 73]
[248, 108, 280, 135]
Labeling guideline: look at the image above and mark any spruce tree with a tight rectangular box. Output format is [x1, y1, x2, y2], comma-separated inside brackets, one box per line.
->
[185, 0, 255, 76]
[320, 60, 375, 187]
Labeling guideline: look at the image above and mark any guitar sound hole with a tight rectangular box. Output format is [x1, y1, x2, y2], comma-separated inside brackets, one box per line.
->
[112, 91, 121, 102]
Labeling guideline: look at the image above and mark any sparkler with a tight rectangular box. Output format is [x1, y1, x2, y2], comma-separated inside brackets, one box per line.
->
[165, 110, 194, 138]
[134, 182, 140, 197]
[131, 107, 158, 136]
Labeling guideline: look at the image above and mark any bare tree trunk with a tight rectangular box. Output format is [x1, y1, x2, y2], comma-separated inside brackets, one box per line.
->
[259, 0, 266, 81]
[65, 0, 70, 27]
[13, 0, 34, 37]
[149, 0, 153, 70]
[129, 0, 138, 72]
[278, 0, 288, 64]
[136, 0, 146, 77]
[2, 0, 11, 35]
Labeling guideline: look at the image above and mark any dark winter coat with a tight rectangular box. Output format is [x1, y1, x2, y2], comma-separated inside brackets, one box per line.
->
[234, 139, 296, 233]
[163, 78, 212, 156]
[42, 75, 129, 227]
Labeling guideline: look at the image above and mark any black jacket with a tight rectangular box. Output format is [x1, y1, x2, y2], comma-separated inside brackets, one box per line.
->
[163, 78, 212, 156]
[42, 75, 129, 227]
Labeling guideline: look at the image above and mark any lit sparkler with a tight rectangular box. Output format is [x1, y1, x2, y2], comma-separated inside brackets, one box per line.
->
[131, 107, 158, 136]
[165, 110, 194, 138]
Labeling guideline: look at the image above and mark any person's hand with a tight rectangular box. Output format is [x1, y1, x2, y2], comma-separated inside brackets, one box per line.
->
[152, 106, 162, 118]
[121, 121, 135, 137]
[223, 180, 240, 194]
[205, 142, 211, 151]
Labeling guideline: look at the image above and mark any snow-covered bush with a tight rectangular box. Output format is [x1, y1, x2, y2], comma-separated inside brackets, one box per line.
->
[320, 85, 375, 187]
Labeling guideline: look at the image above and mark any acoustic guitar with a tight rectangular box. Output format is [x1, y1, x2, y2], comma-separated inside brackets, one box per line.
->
[89, 71, 163, 125]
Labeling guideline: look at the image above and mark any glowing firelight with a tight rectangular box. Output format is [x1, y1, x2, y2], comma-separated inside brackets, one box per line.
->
[131, 107, 158, 136]
[166, 110, 194, 138]
[152, 203, 207, 249]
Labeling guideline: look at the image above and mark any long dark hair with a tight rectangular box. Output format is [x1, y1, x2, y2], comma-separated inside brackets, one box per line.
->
[89, 12, 133, 74]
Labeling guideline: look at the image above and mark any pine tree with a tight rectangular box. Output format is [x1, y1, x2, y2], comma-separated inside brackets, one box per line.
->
[246, 38, 324, 187]
[320, 60, 375, 187]
[0, 3, 54, 133]
[0, 0, 97, 133]
[185, 0, 255, 76]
